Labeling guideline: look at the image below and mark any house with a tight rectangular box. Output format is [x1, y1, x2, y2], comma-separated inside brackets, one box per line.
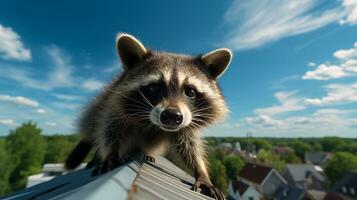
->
[305, 190, 353, 200]
[304, 152, 333, 166]
[283, 164, 326, 190]
[4, 156, 214, 200]
[332, 172, 357, 199]
[228, 180, 261, 200]
[273, 184, 307, 200]
[238, 163, 287, 199]
[27, 163, 87, 187]
[272, 146, 294, 156]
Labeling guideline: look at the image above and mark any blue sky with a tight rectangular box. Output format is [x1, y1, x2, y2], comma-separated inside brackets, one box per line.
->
[0, 0, 357, 137]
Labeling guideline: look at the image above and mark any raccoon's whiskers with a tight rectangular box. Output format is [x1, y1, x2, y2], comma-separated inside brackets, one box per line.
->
[107, 89, 151, 109]
[138, 90, 155, 109]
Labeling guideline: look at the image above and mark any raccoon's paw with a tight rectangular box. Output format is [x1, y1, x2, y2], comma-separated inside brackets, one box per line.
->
[193, 177, 225, 200]
[143, 155, 155, 163]
[91, 157, 122, 177]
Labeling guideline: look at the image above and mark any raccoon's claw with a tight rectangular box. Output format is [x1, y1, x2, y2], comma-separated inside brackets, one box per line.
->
[90, 157, 122, 177]
[193, 177, 225, 200]
[143, 155, 155, 163]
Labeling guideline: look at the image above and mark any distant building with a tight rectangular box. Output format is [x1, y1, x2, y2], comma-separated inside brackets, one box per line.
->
[283, 164, 326, 190]
[272, 146, 294, 156]
[273, 184, 307, 200]
[305, 190, 352, 200]
[218, 142, 234, 154]
[26, 163, 86, 188]
[238, 163, 287, 199]
[332, 172, 357, 199]
[304, 152, 333, 166]
[228, 180, 261, 200]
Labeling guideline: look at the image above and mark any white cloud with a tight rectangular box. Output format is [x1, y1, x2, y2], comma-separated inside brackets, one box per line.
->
[0, 45, 105, 92]
[339, 0, 357, 25]
[45, 122, 57, 127]
[302, 41, 357, 80]
[223, 0, 347, 50]
[305, 82, 357, 106]
[81, 79, 105, 91]
[0, 119, 15, 126]
[307, 62, 316, 67]
[245, 114, 281, 127]
[254, 91, 305, 116]
[102, 62, 121, 73]
[35, 108, 46, 114]
[0, 23, 31, 61]
[0, 45, 75, 90]
[53, 93, 84, 101]
[0, 94, 39, 107]
[52, 102, 81, 110]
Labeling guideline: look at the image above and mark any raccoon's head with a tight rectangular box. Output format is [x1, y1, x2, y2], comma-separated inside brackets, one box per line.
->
[114, 33, 232, 132]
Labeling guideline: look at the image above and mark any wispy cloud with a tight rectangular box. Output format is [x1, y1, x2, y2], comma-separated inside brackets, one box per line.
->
[0, 94, 39, 107]
[45, 122, 57, 127]
[305, 82, 357, 106]
[52, 102, 81, 110]
[254, 91, 305, 116]
[223, 0, 348, 50]
[339, 0, 357, 25]
[303, 41, 357, 80]
[0, 119, 15, 126]
[53, 93, 84, 101]
[81, 79, 105, 91]
[0, 45, 106, 92]
[35, 108, 46, 114]
[0, 23, 31, 61]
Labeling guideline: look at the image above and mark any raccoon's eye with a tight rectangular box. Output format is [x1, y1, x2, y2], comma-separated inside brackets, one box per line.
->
[184, 87, 197, 98]
[147, 84, 161, 94]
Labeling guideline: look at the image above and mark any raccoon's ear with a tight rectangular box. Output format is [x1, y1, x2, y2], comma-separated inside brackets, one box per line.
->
[116, 33, 148, 70]
[201, 48, 232, 79]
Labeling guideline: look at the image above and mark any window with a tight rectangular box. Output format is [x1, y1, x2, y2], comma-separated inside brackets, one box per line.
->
[351, 188, 355, 195]
[342, 186, 347, 193]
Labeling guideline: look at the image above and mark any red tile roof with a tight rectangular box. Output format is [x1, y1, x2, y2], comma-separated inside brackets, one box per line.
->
[238, 163, 273, 184]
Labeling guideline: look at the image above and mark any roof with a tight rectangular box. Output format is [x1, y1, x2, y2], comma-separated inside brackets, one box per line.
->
[332, 172, 357, 198]
[304, 152, 332, 165]
[273, 184, 305, 200]
[231, 180, 249, 196]
[285, 164, 326, 183]
[1, 156, 214, 200]
[238, 163, 272, 184]
[323, 191, 353, 200]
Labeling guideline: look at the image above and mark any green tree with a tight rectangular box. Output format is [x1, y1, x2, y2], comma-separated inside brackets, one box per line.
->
[325, 152, 357, 185]
[0, 140, 11, 195]
[253, 139, 272, 151]
[280, 151, 301, 164]
[256, 149, 286, 172]
[321, 137, 344, 152]
[6, 122, 47, 191]
[223, 155, 245, 179]
[289, 140, 311, 159]
[44, 135, 77, 163]
[208, 159, 228, 193]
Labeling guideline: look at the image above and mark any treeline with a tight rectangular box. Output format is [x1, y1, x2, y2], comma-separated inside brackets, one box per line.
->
[0, 122, 357, 196]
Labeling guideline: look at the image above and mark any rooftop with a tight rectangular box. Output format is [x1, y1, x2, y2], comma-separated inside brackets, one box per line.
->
[1, 156, 214, 200]
[238, 163, 272, 184]
[285, 164, 326, 182]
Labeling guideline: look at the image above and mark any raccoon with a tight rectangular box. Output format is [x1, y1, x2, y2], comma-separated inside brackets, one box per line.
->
[65, 33, 232, 200]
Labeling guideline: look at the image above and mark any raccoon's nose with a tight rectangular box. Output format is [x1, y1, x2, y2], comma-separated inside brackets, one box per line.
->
[160, 109, 183, 126]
